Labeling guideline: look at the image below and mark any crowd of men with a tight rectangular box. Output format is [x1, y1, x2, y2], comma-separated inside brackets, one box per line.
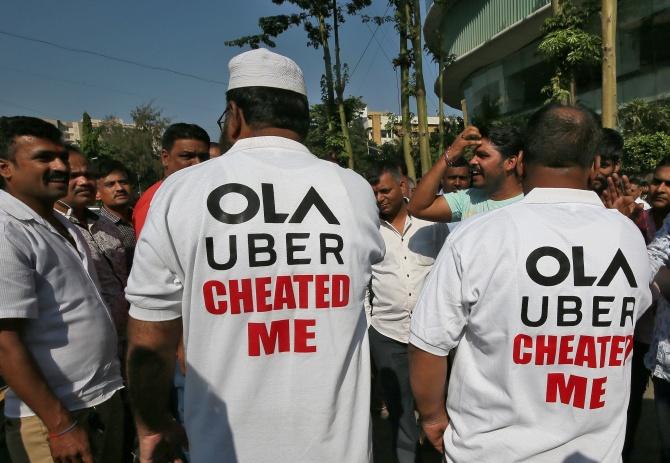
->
[0, 47, 668, 463]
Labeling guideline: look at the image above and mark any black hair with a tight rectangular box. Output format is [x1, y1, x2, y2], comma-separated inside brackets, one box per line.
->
[365, 163, 403, 185]
[447, 156, 469, 168]
[479, 124, 524, 159]
[597, 128, 624, 162]
[64, 143, 83, 154]
[0, 116, 63, 160]
[95, 158, 131, 180]
[656, 157, 670, 169]
[161, 123, 210, 151]
[524, 103, 602, 168]
[226, 86, 309, 140]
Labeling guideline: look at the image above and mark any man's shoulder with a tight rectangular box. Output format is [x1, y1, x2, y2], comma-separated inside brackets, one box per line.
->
[136, 181, 163, 206]
[0, 211, 29, 244]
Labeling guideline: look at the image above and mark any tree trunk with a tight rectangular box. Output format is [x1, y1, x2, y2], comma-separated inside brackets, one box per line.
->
[438, 50, 445, 155]
[552, 0, 570, 105]
[332, 0, 355, 169]
[318, 14, 336, 133]
[399, 0, 415, 181]
[410, 0, 431, 175]
[601, 0, 618, 128]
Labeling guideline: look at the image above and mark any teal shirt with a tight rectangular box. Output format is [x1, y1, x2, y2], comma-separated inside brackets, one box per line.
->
[444, 188, 523, 221]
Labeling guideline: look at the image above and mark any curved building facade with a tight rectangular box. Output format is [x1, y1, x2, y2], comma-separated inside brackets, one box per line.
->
[424, 0, 670, 119]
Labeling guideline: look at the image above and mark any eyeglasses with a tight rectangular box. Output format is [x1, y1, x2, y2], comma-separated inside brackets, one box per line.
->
[652, 177, 670, 188]
[217, 108, 229, 133]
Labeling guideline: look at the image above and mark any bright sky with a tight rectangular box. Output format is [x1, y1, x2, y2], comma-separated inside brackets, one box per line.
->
[0, 0, 454, 139]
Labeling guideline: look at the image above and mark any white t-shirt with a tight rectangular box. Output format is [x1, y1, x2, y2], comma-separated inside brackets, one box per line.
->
[126, 136, 385, 463]
[0, 191, 123, 417]
[410, 188, 652, 463]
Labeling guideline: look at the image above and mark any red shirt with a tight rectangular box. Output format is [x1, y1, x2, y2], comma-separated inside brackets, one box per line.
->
[132, 180, 162, 237]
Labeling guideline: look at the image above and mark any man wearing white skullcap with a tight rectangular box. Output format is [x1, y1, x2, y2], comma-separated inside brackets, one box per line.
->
[126, 48, 385, 463]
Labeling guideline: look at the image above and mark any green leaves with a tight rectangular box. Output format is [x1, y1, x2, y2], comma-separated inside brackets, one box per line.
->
[537, 0, 601, 103]
[619, 99, 670, 137]
[619, 99, 670, 174]
[623, 132, 670, 174]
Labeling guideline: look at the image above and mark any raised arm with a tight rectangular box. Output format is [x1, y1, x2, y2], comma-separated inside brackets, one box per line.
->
[408, 126, 482, 222]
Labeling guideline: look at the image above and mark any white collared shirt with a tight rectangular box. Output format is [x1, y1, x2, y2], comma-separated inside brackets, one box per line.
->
[126, 136, 384, 463]
[0, 190, 123, 417]
[367, 214, 448, 343]
[410, 187, 652, 463]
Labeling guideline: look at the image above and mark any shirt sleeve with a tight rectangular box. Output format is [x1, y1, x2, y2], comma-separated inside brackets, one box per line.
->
[443, 190, 465, 222]
[0, 224, 38, 319]
[409, 238, 468, 356]
[648, 214, 670, 282]
[126, 186, 183, 322]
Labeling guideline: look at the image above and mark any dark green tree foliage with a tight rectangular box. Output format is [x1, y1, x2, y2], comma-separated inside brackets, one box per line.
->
[80, 112, 100, 157]
[96, 103, 170, 190]
[538, 0, 601, 103]
[619, 99, 670, 174]
[305, 95, 369, 166]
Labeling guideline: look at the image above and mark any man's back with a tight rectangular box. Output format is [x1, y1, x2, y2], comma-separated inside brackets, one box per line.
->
[127, 136, 384, 462]
[410, 188, 651, 462]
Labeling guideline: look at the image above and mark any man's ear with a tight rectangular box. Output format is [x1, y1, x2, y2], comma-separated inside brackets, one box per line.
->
[225, 101, 244, 143]
[505, 152, 520, 173]
[0, 158, 13, 182]
[614, 159, 622, 174]
[515, 151, 525, 178]
[590, 155, 601, 184]
[160, 149, 169, 169]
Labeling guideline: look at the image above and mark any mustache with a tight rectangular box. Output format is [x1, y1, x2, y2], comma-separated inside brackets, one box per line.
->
[46, 172, 69, 182]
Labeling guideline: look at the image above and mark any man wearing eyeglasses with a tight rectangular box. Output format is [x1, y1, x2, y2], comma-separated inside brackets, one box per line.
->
[125, 48, 384, 463]
[132, 123, 210, 237]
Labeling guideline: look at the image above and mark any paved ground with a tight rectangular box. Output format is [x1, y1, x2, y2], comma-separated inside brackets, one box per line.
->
[373, 381, 661, 463]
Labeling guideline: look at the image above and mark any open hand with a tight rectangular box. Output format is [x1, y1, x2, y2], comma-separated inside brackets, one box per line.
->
[601, 174, 643, 219]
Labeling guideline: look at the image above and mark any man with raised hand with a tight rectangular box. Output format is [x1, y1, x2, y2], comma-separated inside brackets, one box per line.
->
[126, 49, 384, 463]
[408, 125, 523, 223]
[409, 104, 651, 462]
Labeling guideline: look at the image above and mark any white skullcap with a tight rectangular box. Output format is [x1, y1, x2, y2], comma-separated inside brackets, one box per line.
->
[227, 48, 307, 96]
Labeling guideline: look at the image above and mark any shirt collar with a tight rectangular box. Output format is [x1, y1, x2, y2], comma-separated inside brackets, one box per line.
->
[99, 206, 123, 224]
[0, 189, 46, 222]
[55, 200, 98, 226]
[521, 188, 604, 207]
[381, 213, 413, 236]
[227, 136, 312, 155]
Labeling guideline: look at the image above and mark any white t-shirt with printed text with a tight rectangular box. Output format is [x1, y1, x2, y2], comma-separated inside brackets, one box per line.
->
[410, 188, 652, 463]
[126, 136, 385, 463]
